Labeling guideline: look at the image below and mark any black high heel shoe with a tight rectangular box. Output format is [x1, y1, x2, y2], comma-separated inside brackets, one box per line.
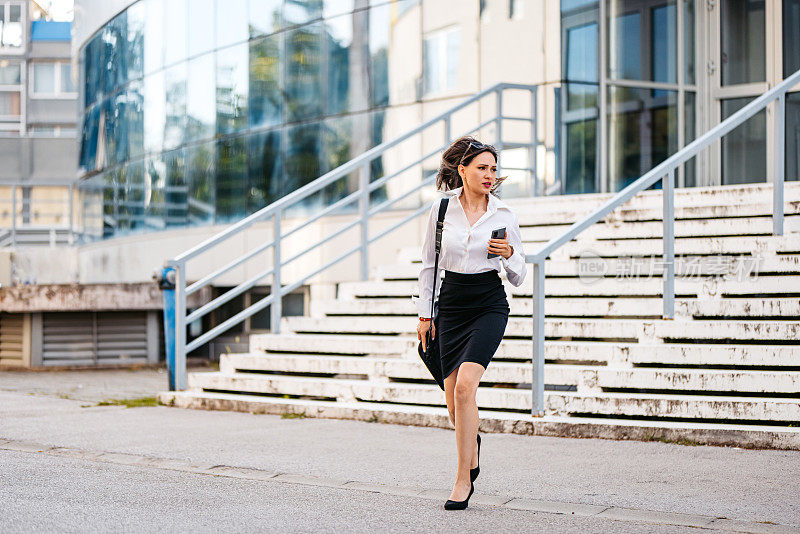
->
[470, 433, 481, 482]
[444, 480, 474, 510]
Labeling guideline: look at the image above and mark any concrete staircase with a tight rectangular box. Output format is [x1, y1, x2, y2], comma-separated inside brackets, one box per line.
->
[160, 182, 800, 449]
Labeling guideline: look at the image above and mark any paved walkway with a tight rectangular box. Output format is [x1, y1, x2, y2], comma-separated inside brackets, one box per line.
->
[1, 369, 798, 533]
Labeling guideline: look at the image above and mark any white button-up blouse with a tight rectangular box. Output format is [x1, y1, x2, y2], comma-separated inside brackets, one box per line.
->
[412, 186, 527, 318]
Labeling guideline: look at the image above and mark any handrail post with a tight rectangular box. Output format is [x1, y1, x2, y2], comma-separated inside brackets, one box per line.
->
[359, 162, 370, 281]
[11, 184, 17, 246]
[663, 169, 675, 319]
[531, 259, 545, 416]
[271, 209, 282, 334]
[531, 86, 538, 196]
[773, 92, 785, 236]
[175, 261, 187, 390]
[496, 87, 504, 176]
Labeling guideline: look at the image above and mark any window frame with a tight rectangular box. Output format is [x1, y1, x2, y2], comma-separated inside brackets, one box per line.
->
[0, 1, 25, 53]
[422, 25, 461, 98]
[30, 61, 77, 99]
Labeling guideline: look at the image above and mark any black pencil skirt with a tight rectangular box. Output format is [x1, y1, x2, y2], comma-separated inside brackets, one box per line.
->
[437, 269, 511, 381]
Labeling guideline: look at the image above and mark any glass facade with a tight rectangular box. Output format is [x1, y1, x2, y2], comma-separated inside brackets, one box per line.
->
[78, 0, 419, 239]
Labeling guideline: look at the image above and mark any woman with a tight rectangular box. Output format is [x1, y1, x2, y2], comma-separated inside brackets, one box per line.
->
[413, 136, 527, 510]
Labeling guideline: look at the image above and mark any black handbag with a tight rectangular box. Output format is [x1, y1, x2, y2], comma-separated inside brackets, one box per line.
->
[417, 197, 449, 391]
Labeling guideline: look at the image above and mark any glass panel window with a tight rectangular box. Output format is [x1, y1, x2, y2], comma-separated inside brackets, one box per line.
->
[143, 0, 164, 75]
[247, 129, 283, 212]
[187, 141, 216, 225]
[215, 136, 248, 222]
[422, 26, 460, 96]
[566, 23, 598, 111]
[608, 11, 641, 80]
[248, 0, 282, 38]
[188, 0, 215, 57]
[787, 93, 800, 183]
[720, 0, 765, 86]
[325, 13, 353, 115]
[607, 86, 678, 191]
[651, 2, 676, 87]
[186, 53, 215, 142]
[216, 0, 248, 49]
[0, 90, 21, 115]
[1, 2, 23, 48]
[61, 63, 75, 93]
[163, 0, 187, 67]
[284, 0, 322, 27]
[784, 0, 800, 78]
[0, 61, 20, 84]
[33, 63, 55, 93]
[684, 91, 696, 186]
[285, 23, 322, 121]
[684, 0, 695, 84]
[249, 34, 282, 128]
[721, 97, 766, 184]
[164, 62, 187, 150]
[216, 43, 249, 134]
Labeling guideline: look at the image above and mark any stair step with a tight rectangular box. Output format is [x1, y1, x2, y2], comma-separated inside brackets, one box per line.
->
[282, 315, 800, 342]
[158, 390, 800, 449]
[339, 275, 800, 299]
[220, 353, 800, 394]
[249, 333, 800, 366]
[318, 296, 800, 318]
[187, 372, 800, 421]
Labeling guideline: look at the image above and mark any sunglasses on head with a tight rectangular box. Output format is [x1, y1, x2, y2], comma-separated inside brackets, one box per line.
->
[459, 140, 495, 167]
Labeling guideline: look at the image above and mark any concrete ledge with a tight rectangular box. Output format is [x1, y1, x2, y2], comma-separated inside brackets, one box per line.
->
[157, 391, 800, 450]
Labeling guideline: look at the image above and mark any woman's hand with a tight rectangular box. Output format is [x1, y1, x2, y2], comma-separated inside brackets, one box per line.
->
[417, 320, 435, 351]
[488, 237, 513, 259]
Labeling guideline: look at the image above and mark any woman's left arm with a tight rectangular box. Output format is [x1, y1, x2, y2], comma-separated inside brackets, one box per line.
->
[501, 212, 527, 286]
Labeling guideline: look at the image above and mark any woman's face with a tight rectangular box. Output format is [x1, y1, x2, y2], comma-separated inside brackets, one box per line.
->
[459, 151, 497, 195]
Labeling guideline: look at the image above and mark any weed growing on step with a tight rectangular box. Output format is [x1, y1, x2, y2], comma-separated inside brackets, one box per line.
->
[281, 412, 306, 419]
[92, 397, 161, 408]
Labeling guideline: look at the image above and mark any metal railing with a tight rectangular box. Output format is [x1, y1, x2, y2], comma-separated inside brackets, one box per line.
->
[524, 68, 800, 417]
[0, 182, 78, 247]
[166, 82, 544, 390]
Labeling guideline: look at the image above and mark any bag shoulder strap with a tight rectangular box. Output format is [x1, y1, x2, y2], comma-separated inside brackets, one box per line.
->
[429, 197, 449, 319]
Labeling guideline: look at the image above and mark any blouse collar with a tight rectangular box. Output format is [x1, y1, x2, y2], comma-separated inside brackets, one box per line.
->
[443, 186, 511, 213]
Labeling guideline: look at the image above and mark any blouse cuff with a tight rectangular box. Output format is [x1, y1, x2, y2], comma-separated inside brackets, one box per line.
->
[411, 295, 433, 318]
[501, 247, 525, 277]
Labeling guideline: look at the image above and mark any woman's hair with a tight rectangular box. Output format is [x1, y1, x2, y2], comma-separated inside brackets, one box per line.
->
[435, 136, 506, 195]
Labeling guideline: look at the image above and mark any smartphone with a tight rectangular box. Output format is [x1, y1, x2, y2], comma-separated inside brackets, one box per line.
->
[487, 227, 506, 259]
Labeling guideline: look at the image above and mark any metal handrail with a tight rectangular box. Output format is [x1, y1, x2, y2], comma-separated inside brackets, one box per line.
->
[523, 68, 800, 417]
[165, 82, 544, 390]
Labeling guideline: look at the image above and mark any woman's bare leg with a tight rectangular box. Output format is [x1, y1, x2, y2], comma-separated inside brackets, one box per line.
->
[443, 366, 479, 470]
[448, 362, 485, 501]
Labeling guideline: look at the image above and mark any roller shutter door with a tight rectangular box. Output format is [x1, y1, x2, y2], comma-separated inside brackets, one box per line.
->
[42, 311, 150, 366]
[0, 313, 26, 367]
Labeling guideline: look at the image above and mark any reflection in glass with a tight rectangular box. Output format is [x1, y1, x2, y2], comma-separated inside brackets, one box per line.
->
[187, 142, 216, 225]
[83, 35, 102, 107]
[143, 0, 164, 75]
[609, 10, 640, 80]
[285, 23, 322, 121]
[126, 81, 144, 160]
[566, 23, 597, 111]
[370, 3, 390, 106]
[188, 0, 215, 58]
[565, 108, 596, 194]
[249, 35, 282, 128]
[143, 70, 165, 154]
[247, 129, 283, 211]
[720, 0, 765, 86]
[285, 121, 322, 211]
[163, 0, 187, 67]
[144, 155, 167, 229]
[217, 43, 249, 134]
[164, 62, 187, 150]
[215, 137, 248, 221]
[324, 0, 355, 18]
[608, 86, 677, 191]
[651, 2, 676, 93]
[248, 0, 282, 38]
[126, 2, 145, 82]
[684, 91, 696, 187]
[216, 0, 248, 49]
[164, 148, 187, 227]
[684, 0, 695, 84]
[787, 93, 800, 182]
[284, 0, 323, 27]
[721, 97, 765, 184]
[785, 0, 800, 78]
[186, 53, 215, 142]
[325, 13, 353, 115]
[126, 160, 146, 231]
